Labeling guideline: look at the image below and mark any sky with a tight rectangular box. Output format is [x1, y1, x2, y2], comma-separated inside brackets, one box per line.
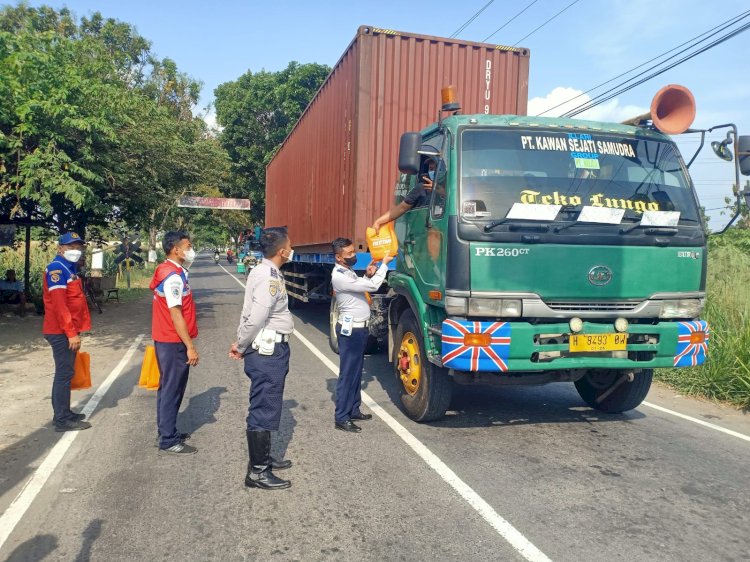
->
[20, 0, 750, 229]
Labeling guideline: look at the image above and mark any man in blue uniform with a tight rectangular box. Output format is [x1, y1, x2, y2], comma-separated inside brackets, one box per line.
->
[331, 238, 392, 433]
[230, 227, 295, 490]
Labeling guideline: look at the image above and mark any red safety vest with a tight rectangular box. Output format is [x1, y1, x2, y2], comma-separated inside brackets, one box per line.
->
[149, 261, 198, 343]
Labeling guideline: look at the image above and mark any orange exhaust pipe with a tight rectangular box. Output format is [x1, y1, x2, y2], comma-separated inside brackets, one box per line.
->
[622, 84, 696, 135]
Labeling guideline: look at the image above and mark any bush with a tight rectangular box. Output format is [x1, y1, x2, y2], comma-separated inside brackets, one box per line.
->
[655, 240, 750, 409]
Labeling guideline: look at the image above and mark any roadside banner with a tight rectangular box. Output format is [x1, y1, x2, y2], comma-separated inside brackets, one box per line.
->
[177, 197, 251, 210]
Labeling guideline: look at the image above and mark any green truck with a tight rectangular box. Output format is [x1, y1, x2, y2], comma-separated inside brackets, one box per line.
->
[385, 86, 749, 421]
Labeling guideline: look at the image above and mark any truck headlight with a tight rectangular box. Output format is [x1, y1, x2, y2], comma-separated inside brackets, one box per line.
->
[445, 296, 468, 315]
[468, 298, 522, 318]
[659, 298, 704, 319]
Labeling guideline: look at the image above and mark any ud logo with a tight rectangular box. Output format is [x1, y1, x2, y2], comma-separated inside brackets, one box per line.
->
[588, 265, 612, 286]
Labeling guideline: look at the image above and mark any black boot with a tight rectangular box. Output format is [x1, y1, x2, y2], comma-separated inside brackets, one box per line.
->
[245, 430, 291, 490]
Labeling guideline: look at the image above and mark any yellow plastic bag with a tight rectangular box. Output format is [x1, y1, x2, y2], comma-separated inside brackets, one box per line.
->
[366, 222, 398, 260]
[71, 351, 91, 390]
[138, 345, 160, 390]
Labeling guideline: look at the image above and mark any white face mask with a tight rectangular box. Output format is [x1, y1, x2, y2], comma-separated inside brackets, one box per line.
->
[182, 248, 196, 264]
[285, 249, 295, 262]
[63, 249, 82, 263]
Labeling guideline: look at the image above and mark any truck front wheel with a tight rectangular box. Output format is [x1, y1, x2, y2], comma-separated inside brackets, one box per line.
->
[394, 310, 452, 422]
[575, 369, 653, 413]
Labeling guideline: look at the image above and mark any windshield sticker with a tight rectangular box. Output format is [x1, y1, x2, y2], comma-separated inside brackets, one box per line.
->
[578, 206, 625, 224]
[640, 210, 680, 226]
[520, 133, 636, 159]
[506, 202, 561, 221]
[520, 190, 660, 214]
[463, 201, 477, 216]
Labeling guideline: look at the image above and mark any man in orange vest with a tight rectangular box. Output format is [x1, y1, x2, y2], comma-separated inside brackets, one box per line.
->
[149, 231, 199, 455]
[43, 232, 92, 432]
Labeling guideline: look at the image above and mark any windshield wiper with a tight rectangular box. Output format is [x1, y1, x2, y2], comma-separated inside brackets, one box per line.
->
[484, 219, 549, 233]
[619, 224, 679, 235]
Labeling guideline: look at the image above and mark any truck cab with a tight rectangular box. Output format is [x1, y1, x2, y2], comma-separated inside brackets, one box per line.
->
[388, 105, 712, 422]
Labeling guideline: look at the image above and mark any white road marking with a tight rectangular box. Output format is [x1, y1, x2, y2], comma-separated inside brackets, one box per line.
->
[0, 334, 145, 552]
[223, 268, 551, 562]
[642, 401, 750, 443]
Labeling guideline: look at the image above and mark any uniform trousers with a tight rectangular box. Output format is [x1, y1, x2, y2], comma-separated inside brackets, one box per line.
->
[44, 334, 77, 424]
[154, 341, 190, 449]
[334, 326, 369, 423]
[244, 342, 290, 431]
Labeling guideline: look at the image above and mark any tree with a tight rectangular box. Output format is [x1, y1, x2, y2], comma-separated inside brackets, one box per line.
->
[0, 4, 229, 243]
[214, 61, 330, 223]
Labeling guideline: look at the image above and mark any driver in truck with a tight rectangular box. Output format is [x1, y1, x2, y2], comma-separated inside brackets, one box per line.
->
[371, 159, 437, 231]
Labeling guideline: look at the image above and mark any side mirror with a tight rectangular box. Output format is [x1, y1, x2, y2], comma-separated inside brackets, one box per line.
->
[739, 135, 750, 176]
[398, 132, 421, 175]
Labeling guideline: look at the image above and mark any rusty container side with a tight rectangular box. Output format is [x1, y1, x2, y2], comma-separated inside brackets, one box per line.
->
[266, 26, 530, 252]
[265, 39, 358, 250]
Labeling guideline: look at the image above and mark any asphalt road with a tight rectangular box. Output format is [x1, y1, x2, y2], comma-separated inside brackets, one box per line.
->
[1, 257, 749, 562]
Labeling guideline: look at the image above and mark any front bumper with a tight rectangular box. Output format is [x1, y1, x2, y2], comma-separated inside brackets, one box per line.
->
[441, 319, 709, 372]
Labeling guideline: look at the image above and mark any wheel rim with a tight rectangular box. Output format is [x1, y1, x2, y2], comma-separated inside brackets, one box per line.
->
[397, 331, 422, 396]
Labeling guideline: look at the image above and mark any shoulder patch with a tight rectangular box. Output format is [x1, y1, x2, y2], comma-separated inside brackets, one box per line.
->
[269, 282, 278, 297]
[48, 269, 62, 275]
[335, 268, 346, 274]
[270, 268, 279, 279]
[50, 273, 61, 283]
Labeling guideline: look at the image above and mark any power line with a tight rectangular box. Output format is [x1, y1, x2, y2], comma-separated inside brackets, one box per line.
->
[535, 10, 750, 117]
[451, 0, 496, 38]
[512, 0, 581, 47]
[482, 0, 540, 42]
[562, 19, 750, 117]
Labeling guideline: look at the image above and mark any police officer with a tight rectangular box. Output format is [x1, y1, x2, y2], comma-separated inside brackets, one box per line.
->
[229, 227, 294, 490]
[331, 237, 392, 433]
[43, 232, 92, 432]
[149, 231, 199, 455]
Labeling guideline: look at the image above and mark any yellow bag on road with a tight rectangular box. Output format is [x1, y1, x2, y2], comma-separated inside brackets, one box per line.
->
[138, 345, 160, 390]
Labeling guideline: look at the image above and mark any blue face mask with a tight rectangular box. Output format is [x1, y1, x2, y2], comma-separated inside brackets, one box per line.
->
[428, 170, 435, 181]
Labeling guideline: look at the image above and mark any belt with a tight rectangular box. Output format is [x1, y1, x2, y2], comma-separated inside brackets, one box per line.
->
[338, 320, 369, 328]
[275, 333, 291, 342]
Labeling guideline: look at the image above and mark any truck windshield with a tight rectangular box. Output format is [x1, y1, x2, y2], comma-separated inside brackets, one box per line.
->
[459, 128, 700, 224]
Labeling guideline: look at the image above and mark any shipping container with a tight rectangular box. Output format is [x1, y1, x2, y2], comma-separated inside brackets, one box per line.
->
[265, 25, 530, 252]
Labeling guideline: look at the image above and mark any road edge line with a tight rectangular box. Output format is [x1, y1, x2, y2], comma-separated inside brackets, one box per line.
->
[642, 401, 750, 443]
[0, 334, 145, 552]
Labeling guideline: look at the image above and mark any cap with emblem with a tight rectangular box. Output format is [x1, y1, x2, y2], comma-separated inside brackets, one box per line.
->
[59, 232, 85, 245]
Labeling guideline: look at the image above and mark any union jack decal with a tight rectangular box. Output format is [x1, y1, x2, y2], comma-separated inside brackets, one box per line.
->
[441, 319, 511, 372]
[674, 320, 709, 367]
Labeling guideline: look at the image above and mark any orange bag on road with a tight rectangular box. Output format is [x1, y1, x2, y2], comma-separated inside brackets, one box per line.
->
[138, 345, 160, 390]
[71, 351, 91, 390]
[366, 222, 398, 260]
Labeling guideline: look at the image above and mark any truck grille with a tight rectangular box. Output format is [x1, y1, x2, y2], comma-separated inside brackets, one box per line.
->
[544, 301, 641, 312]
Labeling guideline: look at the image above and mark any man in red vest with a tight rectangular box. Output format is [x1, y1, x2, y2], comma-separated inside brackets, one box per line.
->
[149, 231, 199, 454]
[43, 232, 92, 432]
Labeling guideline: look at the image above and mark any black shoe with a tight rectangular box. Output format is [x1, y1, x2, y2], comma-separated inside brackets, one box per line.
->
[350, 413, 373, 421]
[246, 430, 291, 489]
[159, 442, 198, 455]
[154, 432, 191, 448]
[335, 420, 361, 433]
[270, 457, 292, 470]
[54, 419, 92, 432]
[245, 468, 292, 489]
[70, 412, 86, 422]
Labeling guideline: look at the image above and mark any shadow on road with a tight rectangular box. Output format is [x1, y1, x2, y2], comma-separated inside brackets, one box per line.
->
[177, 386, 227, 435]
[73, 518, 103, 562]
[4, 533, 58, 562]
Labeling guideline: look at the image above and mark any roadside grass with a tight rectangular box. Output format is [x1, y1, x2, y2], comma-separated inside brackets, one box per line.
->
[655, 243, 750, 410]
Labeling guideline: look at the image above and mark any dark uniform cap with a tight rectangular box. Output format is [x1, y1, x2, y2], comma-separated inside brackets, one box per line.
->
[59, 232, 85, 245]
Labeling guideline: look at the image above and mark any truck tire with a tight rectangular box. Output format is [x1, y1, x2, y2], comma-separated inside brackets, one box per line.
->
[394, 309, 452, 422]
[575, 369, 653, 413]
[329, 298, 340, 354]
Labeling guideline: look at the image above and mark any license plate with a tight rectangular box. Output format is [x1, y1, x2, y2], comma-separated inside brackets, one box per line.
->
[569, 333, 627, 352]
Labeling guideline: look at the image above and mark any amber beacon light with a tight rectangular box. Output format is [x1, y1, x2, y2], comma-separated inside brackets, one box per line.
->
[441, 85, 461, 112]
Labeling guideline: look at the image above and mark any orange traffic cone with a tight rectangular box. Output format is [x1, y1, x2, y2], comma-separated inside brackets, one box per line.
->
[138, 345, 160, 390]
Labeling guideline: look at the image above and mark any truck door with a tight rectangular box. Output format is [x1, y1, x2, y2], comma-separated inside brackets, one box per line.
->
[402, 158, 447, 303]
